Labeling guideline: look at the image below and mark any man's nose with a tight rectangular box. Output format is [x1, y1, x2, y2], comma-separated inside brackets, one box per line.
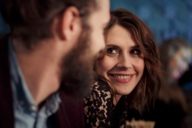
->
[97, 48, 105, 60]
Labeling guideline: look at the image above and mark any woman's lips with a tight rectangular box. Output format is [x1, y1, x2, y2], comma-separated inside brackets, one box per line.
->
[109, 73, 133, 83]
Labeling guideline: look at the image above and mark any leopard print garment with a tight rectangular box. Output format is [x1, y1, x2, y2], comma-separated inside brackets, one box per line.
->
[84, 80, 147, 128]
[84, 80, 114, 128]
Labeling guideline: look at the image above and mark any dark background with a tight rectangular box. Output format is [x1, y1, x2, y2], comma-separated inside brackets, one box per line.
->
[1, 0, 192, 45]
[111, 0, 192, 45]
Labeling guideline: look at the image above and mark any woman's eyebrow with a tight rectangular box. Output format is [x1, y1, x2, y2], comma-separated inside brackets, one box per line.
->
[106, 44, 115, 46]
[130, 44, 139, 49]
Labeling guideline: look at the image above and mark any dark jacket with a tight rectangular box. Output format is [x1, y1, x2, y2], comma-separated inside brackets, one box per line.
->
[0, 36, 84, 128]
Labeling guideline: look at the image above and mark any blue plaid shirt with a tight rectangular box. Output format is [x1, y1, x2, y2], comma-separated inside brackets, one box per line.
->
[9, 41, 61, 128]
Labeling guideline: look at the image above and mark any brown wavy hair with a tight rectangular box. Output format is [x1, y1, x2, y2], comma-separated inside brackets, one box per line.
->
[104, 8, 162, 112]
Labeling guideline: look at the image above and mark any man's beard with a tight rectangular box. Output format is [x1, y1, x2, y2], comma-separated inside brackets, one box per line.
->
[60, 30, 95, 98]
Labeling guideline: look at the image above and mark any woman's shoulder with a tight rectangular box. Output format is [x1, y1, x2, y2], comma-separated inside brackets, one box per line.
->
[84, 80, 114, 127]
[84, 80, 113, 106]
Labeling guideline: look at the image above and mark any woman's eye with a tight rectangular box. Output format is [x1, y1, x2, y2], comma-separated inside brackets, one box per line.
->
[105, 47, 120, 57]
[131, 48, 142, 56]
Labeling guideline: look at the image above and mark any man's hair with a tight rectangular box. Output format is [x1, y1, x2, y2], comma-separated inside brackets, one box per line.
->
[0, 0, 97, 48]
[105, 8, 162, 112]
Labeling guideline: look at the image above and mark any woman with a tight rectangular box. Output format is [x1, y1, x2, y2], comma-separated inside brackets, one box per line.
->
[84, 9, 162, 127]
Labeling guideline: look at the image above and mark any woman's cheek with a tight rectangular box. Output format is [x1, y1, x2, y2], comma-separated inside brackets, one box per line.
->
[99, 57, 117, 73]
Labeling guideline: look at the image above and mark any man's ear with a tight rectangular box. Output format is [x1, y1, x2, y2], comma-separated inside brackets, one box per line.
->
[57, 7, 82, 41]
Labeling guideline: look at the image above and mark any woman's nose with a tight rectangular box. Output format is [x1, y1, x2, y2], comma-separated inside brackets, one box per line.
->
[117, 53, 133, 69]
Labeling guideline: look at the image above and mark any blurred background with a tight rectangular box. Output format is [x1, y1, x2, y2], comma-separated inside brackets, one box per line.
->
[1, 0, 192, 45]
[0, 13, 9, 36]
[111, 0, 192, 45]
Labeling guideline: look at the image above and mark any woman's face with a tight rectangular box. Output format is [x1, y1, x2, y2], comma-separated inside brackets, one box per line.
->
[96, 24, 144, 97]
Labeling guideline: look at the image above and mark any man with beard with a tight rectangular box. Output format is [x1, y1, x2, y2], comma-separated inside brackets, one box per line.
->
[0, 0, 110, 128]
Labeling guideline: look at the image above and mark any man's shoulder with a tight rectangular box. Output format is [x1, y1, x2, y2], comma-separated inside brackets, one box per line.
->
[0, 34, 14, 128]
[59, 92, 84, 112]
[0, 34, 9, 43]
[55, 92, 84, 128]
[0, 34, 9, 55]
